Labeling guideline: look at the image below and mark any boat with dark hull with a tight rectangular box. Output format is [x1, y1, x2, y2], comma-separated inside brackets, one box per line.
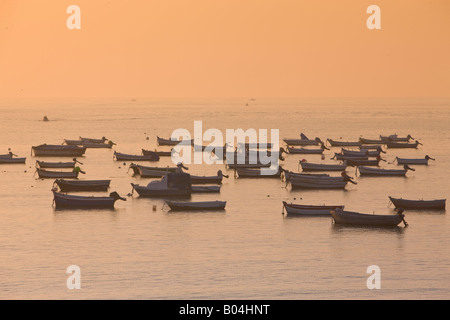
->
[282, 202, 344, 216]
[165, 200, 226, 211]
[386, 141, 421, 149]
[52, 191, 125, 209]
[37, 169, 79, 179]
[131, 172, 192, 198]
[300, 162, 347, 172]
[54, 179, 111, 192]
[114, 151, 159, 162]
[32, 145, 86, 157]
[357, 165, 414, 177]
[331, 208, 407, 227]
[389, 197, 446, 210]
[395, 156, 434, 165]
[327, 139, 362, 147]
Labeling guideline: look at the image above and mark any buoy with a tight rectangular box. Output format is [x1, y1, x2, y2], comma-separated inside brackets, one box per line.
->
[152, 205, 157, 211]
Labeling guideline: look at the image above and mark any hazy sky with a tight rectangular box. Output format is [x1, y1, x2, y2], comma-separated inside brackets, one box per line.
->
[0, 0, 449, 98]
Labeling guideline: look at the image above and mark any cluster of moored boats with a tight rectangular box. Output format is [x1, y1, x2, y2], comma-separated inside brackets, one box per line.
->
[1, 132, 446, 226]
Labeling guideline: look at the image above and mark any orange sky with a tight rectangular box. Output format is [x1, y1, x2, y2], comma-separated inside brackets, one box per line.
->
[0, 0, 449, 98]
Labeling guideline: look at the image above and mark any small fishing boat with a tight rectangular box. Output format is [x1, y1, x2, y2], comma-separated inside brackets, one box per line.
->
[327, 139, 362, 147]
[359, 145, 385, 152]
[79, 137, 108, 144]
[236, 166, 283, 178]
[345, 158, 381, 167]
[237, 142, 273, 150]
[32, 145, 87, 157]
[282, 138, 320, 146]
[37, 168, 79, 179]
[386, 141, 421, 149]
[142, 149, 172, 157]
[331, 208, 407, 227]
[131, 172, 192, 197]
[114, 151, 159, 161]
[165, 200, 226, 211]
[190, 174, 225, 184]
[282, 202, 344, 216]
[283, 170, 330, 181]
[389, 197, 446, 210]
[157, 136, 193, 146]
[129, 164, 178, 177]
[289, 179, 348, 189]
[334, 153, 368, 161]
[52, 190, 125, 209]
[341, 148, 381, 157]
[300, 162, 347, 172]
[0, 157, 26, 164]
[226, 162, 272, 169]
[0, 153, 13, 158]
[380, 134, 413, 142]
[191, 185, 221, 193]
[82, 141, 114, 149]
[359, 137, 385, 144]
[395, 155, 434, 165]
[357, 165, 414, 176]
[36, 159, 80, 168]
[64, 139, 84, 146]
[287, 147, 324, 154]
[54, 179, 111, 192]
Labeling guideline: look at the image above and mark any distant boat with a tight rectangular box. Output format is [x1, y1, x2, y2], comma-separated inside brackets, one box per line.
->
[114, 151, 159, 162]
[235, 167, 283, 178]
[191, 185, 221, 193]
[282, 201, 344, 216]
[300, 162, 347, 172]
[395, 156, 434, 165]
[341, 148, 381, 158]
[54, 179, 111, 192]
[359, 145, 385, 152]
[142, 149, 172, 157]
[386, 141, 421, 149]
[327, 139, 361, 147]
[36, 160, 77, 168]
[131, 172, 192, 198]
[287, 147, 324, 154]
[0, 156, 26, 164]
[389, 197, 446, 210]
[359, 137, 385, 144]
[283, 137, 321, 146]
[190, 173, 225, 185]
[37, 168, 79, 179]
[79, 137, 108, 144]
[290, 179, 348, 189]
[331, 208, 407, 227]
[334, 153, 368, 161]
[157, 136, 193, 146]
[226, 162, 272, 169]
[345, 158, 381, 167]
[283, 170, 330, 181]
[165, 200, 226, 211]
[32, 145, 86, 157]
[380, 134, 414, 142]
[52, 190, 125, 209]
[130, 164, 177, 177]
[43, 116, 49, 122]
[357, 165, 414, 177]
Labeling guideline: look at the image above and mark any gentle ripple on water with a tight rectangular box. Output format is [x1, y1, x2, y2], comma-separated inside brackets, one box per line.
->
[0, 98, 449, 299]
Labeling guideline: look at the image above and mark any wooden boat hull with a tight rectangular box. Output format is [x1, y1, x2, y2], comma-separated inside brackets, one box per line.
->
[346, 159, 380, 167]
[190, 175, 223, 184]
[283, 139, 318, 146]
[328, 139, 362, 147]
[227, 162, 272, 169]
[358, 166, 407, 176]
[53, 191, 118, 209]
[386, 142, 419, 149]
[191, 186, 221, 193]
[0, 157, 26, 164]
[282, 202, 344, 216]
[166, 200, 226, 211]
[114, 152, 159, 161]
[389, 197, 446, 210]
[395, 158, 429, 165]
[236, 167, 282, 178]
[131, 184, 191, 198]
[359, 138, 385, 144]
[342, 149, 380, 157]
[55, 179, 111, 192]
[36, 161, 76, 168]
[64, 139, 83, 146]
[82, 143, 112, 149]
[300, 162, 347, 172]
[334, 154, 368, 161]
[331, 209, 404, 227]
[157, 137, 193, 146]
[287, 147, 323, 154]
[37, 169, 79, 179]
[142, 149, 172, 157]
[138, 167, 178, 178]
[32, 145, 86, 157]
[290, 179, 347, 189]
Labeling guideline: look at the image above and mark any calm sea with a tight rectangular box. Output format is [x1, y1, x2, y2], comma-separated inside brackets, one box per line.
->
[0, 98, 449, 299]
